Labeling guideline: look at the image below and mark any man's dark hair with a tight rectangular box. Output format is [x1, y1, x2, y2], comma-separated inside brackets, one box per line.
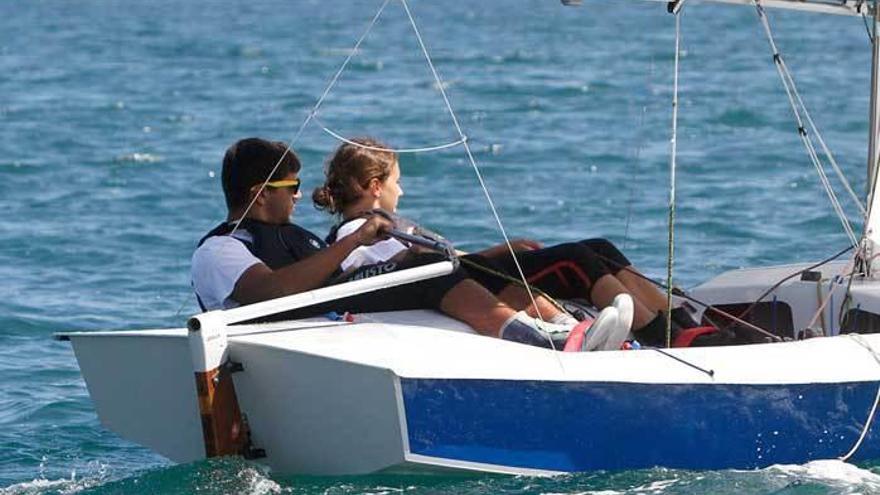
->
[221, 138, 302, 210]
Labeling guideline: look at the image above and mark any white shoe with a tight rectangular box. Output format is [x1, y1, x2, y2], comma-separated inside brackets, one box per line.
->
[604, 294, 634, 351]
[581, 306, 620, 351]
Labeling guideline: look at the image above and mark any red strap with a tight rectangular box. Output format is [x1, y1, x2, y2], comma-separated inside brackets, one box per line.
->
[563, 319, 593, 352]
[672, 326, 717, 348]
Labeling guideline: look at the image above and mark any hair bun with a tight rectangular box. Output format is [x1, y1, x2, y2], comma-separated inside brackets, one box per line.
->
[311, 185, 335, 211]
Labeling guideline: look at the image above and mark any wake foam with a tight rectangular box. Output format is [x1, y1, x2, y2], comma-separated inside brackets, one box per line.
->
[766, 459, 880, 491]
[0, 474, 103, 495]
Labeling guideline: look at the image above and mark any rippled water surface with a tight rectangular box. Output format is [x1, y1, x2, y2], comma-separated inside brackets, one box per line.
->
[2, 0, 877, 493]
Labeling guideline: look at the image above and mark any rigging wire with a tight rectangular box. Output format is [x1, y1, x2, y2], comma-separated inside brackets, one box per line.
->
[623, 104, 648, 251]
[313, 113, 468, 153]
[754, 0, 863, 249]
[229, 0, 392, 236]
[860, 8, 879, 278]
[176, 0, 392, 319]
[665, 6, 685, 348]
[781, 58, 867, 219]
[397, 0, 557, 346]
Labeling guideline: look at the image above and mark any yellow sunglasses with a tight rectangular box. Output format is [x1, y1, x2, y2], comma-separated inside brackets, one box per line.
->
[264, 178, 300, 194]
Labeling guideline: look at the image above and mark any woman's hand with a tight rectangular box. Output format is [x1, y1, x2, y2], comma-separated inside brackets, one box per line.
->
[354, 215, 393, 245]
[477, 238, 543, 258]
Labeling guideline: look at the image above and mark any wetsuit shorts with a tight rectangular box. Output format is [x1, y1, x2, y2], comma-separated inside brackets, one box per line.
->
[461, 238, 631, 303]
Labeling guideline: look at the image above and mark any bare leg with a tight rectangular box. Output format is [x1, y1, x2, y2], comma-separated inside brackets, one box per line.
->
[439, 279, 517, 337]
[589, 274, 656, 329]
[496, 285, 563, 321]
[616, 267, 667, 314]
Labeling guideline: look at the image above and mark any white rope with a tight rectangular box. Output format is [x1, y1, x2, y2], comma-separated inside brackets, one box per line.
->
[805, 252, 857, 332]
[398, 0, 561, 354]
[230, 0, 392, 235]
[754, 1, 863, 247]
[840, 333, 880, 462]
[665, 10, 684, 348]
[314, 114, 468, 153]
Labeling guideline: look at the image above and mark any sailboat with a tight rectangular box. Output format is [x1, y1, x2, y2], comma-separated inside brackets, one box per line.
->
[58, 0, 880, 476]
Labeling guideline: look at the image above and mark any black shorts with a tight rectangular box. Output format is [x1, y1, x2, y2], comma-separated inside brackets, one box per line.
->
[462, 238, 631, 303]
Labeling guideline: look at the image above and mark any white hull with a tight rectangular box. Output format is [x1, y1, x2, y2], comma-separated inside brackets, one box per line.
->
[64, 261, 880, 474]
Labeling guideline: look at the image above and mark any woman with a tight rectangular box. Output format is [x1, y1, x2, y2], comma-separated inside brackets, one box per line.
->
[314, 137, 727, 348]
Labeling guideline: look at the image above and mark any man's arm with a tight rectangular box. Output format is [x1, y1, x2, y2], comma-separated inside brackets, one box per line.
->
[231, 216, 390, 305]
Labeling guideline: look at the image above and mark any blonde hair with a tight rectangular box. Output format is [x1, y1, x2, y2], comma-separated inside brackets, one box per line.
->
[312, 137, 398, 215]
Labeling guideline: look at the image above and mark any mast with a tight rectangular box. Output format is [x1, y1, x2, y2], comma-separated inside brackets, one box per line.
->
[865, 0, 880, 276]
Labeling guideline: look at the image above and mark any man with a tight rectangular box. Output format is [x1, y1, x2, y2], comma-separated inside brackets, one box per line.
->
[190, 137, 628, 350]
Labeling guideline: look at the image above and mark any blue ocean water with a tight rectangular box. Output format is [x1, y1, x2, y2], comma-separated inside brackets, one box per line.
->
[2, 0, 878, 492]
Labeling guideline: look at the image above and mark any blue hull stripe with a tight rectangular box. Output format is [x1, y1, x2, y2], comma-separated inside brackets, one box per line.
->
[400, 379, 880, 471]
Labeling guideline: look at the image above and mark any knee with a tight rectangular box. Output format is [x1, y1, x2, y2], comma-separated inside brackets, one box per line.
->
[579, 238, 630, 272]
[554, 242, 611, 284]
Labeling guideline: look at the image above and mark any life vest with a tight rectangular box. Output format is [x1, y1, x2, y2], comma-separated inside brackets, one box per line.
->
[198, 218, 328, 270]
[195, 219, 330, 312]
[325, 209, 448, 246]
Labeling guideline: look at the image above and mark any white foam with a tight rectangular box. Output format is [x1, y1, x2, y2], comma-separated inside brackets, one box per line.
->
[766, 459, 880, 490]
[542, 491, 622, 495]
[540, 477, 677, 495]
[0, 474, 102, 495]
[632, 478, 679, 493]
[115, 153, 162, 163]
[235, 465, 285, 495]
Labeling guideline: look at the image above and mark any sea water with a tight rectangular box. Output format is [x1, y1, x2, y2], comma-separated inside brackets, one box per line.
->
[1, 0, 876, 493]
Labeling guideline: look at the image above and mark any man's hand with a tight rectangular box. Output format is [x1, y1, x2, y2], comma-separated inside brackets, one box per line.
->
[354, 214, 393, 246]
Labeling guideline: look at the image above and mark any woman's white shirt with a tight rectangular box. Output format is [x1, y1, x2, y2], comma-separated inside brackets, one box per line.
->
[336, 218, 408, 271]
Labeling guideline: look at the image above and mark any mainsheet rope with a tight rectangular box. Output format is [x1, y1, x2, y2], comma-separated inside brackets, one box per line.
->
[754, 0, 862, 248]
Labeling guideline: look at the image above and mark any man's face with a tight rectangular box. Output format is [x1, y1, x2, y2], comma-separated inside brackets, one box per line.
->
[259, 172, 301, 223]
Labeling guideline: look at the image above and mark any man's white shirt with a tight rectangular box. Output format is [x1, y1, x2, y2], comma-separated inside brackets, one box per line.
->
[191, 230, 261, 310]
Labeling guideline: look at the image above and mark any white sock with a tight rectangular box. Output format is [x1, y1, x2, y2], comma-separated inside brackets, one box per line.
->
[532, 317, 570, 335]
[498, 311, 530, 337]
[500, 311, 571, 337]
[549, 312, 579, 326]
